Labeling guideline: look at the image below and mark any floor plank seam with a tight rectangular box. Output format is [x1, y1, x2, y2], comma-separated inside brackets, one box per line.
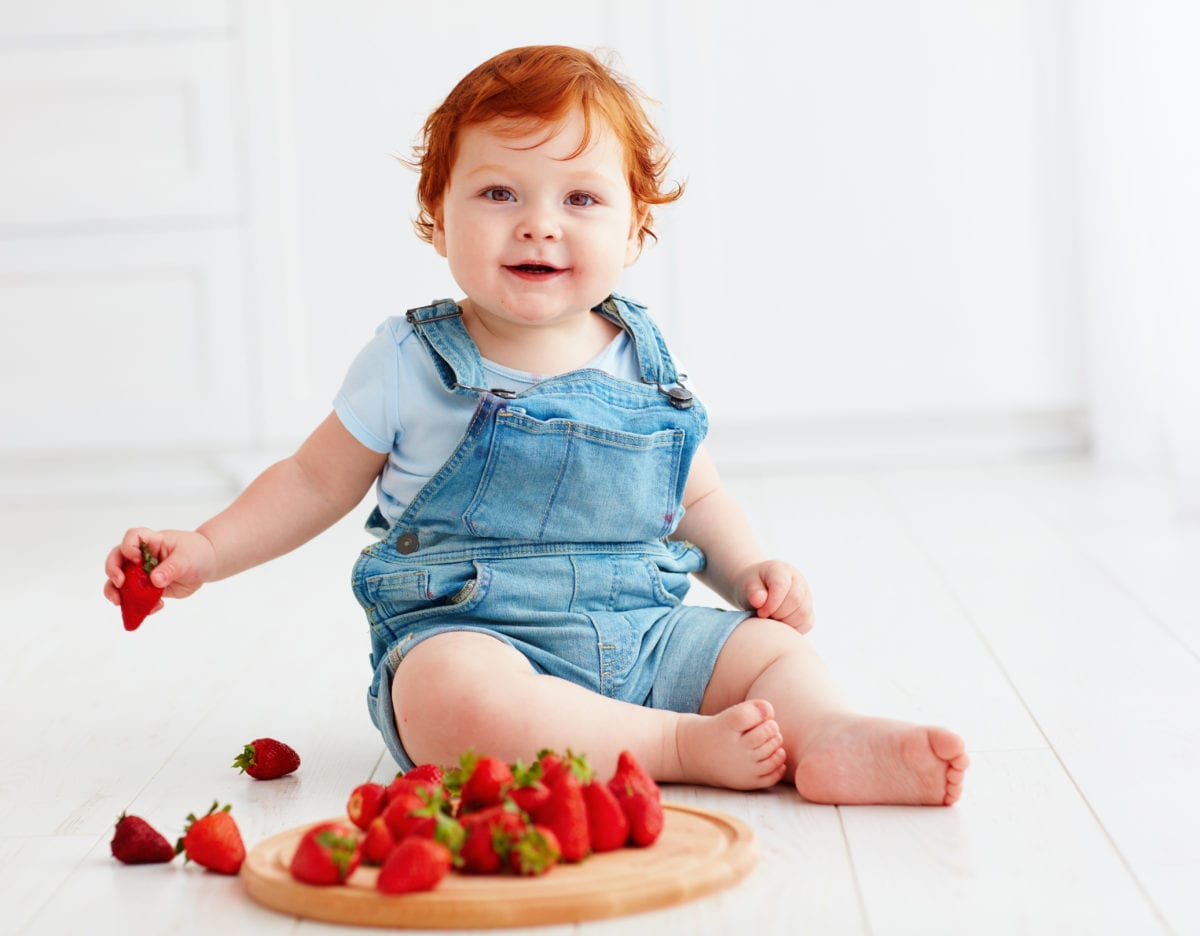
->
[836, 806, 874, 936]
[1032, 504, 1200, 668]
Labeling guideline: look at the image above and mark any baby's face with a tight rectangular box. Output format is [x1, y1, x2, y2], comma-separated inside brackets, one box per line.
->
[433, 108, 642, 330]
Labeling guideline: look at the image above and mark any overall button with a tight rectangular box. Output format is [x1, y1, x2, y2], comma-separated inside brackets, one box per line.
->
[395, 532, 419, 555]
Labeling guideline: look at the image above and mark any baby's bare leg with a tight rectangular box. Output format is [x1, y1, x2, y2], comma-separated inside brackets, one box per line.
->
[391, 631, 787, 788]
[702, 618, 969, 805]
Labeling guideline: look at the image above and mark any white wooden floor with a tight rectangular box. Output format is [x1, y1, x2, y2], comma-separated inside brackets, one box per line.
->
[2, 457, 1198, 936]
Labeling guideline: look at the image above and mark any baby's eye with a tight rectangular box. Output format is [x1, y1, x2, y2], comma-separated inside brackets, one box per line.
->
[565, 192, 596, 207]
[482, 187, 516, 202]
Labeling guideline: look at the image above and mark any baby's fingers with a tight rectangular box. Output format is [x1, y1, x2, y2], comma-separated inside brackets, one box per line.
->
[771, 590, 815, 633]
[753, 566, 795, 620]
[120, 528, 165, 561]
[104, 544, 128, 585]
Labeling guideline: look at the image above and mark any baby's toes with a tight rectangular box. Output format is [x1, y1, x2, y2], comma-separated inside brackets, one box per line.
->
[741, 718, 782, 750]
[759, 746, 788, 782]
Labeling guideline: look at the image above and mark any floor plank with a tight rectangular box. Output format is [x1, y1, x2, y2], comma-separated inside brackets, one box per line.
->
[0, 836, 98, 934]
[842, 749, 1166, 935]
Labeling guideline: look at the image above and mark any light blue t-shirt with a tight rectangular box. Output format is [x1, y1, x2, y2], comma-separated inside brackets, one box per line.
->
[334, 314, 642, 527]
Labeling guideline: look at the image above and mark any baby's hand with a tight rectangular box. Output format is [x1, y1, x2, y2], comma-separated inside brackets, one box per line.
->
[103, 528, 217, 612]
[739, 560, 815, 633]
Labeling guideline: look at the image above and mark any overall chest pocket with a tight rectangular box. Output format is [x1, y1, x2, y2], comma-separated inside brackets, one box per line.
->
[463, 410, 685, 542]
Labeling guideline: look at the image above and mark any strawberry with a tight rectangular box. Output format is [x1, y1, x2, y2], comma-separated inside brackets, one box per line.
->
[385, 776, 435, 802]
[458, 754, 513, 814]
[376, 837, 452, 894]
[177, 801, 245, 874]
[111, 813, 175, 865]
[289, 821, 362, 886]
[508, 759, 550, 815]
[118, 541, 162, 631]
[382, 791, 430, 841]
[509, 824, 561, 876]
[233, 737, 300, 780]
[385, 763, 444, 802]
[360, 816, 395, 866]
[459, 804, 527, 874]
[404, 763, 444, 787]
[609, 750, 660, 801]
[607, 753, 664, 848]
[531, 770, 590, 862]
[346, 782, 387, 830]
[382, 788, 463, 855]
[537, 750, 565, 787]
[581, 779, 629, 853]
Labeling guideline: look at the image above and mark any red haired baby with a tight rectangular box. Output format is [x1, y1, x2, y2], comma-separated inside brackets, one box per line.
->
[106, 46, 967, 805]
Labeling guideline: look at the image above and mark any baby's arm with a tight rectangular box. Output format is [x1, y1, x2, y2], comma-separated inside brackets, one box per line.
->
[103, 412, 387, 609]
[672, 445, 814, 633]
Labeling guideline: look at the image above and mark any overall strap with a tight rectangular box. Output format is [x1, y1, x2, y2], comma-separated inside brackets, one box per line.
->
[404, 299, 489, 397]
[596, 293, 694, 408]
[408, 294, 692, 406]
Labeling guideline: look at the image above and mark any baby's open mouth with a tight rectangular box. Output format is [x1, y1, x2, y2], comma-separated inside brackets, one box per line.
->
[508, 263, 561, 274]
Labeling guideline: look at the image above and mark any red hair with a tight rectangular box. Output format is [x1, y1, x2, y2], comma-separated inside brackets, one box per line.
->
[409, 45, 683, 247]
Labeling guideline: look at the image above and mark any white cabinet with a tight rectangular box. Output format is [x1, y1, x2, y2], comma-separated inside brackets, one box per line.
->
[0, 0, 251, 453]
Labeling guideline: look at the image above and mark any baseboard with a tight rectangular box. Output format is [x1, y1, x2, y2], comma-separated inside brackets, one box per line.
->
[0, 409, 1090, 504]
[704, 408, 1091, 472]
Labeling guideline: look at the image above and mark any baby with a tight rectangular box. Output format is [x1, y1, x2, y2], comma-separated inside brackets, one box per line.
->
[105, 45, 967, 805]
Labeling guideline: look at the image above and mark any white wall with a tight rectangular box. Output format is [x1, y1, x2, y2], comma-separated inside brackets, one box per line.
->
[1066, 0, 1200, 511]
[1, 1, 1187, 486]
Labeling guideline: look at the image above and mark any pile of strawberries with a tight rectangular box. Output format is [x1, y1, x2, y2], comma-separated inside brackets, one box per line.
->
[110, 740, 663, 897]
[294, 748, 663, 894]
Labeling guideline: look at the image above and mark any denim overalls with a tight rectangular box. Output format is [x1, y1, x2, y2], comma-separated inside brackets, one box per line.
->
[352, 294, 750, 769]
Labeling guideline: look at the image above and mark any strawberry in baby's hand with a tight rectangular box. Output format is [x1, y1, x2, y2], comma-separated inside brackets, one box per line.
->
[111, 813, 175, 865]
[376, 837, 452, 894]
[118, 540, 162, 631]
[289, 821, 362, 886]
[177, 801, 245, 874]
[233, 737, 300, 780]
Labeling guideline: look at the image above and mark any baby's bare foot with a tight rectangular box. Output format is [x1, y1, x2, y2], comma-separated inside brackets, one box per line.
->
[793, 717, 969, 806]
[675, 699, 787, 790]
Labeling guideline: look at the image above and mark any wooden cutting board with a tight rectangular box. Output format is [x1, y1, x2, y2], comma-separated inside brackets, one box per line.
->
[240, 803, 757, 929]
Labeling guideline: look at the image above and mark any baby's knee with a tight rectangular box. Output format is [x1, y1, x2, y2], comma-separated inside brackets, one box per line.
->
[390, 631, 533, 764]
[392, 632, 528, 721]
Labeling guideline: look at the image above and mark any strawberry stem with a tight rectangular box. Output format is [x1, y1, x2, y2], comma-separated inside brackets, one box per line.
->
[139, 540, 159, 575]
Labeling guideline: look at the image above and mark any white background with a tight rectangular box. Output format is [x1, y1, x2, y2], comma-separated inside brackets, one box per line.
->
[0, 0, 1196, 504]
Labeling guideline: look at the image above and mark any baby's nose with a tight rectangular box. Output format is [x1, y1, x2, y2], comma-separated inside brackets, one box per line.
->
[516, 207, 562, 240]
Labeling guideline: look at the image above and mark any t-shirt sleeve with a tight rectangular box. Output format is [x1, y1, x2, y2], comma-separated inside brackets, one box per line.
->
[333, 321, 402, 454]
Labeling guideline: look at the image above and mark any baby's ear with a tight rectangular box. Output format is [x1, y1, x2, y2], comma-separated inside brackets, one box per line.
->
[431, 210, 448, 257]
[624, 205, 649, 266]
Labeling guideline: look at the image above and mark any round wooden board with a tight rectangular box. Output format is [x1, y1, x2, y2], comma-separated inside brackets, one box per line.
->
[240, 803, 757, 929]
